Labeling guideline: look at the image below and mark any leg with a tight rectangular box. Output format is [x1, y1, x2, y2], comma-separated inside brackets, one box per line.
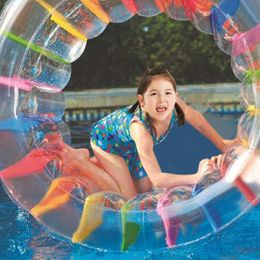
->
[60, 144, 121, 193]
[89, 155, 103, 168]
[91, 141, 137, 199]
[134, 177, 153, 193]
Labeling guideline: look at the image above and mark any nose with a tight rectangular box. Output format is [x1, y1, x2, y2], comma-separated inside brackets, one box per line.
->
[158, 94, 166, 102]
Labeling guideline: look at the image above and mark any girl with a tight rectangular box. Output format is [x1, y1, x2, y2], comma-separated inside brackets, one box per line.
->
[62, 67, 230, 199]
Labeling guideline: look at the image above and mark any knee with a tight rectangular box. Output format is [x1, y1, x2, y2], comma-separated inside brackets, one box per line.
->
[89, 156, 102, 168]
[77, 148, 90, 160]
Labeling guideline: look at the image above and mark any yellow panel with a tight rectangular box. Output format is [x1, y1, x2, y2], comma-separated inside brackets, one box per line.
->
[35, 0, 87, 41]
[81, 0, 110, 24]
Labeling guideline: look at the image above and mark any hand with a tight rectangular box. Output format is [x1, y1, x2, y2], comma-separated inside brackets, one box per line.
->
[196, 154, 224, 182]
[222, 138, 240, 153]
[209, 154, 224, 170]
[197, 159, 212, 174]
[195, 159, 215, 182]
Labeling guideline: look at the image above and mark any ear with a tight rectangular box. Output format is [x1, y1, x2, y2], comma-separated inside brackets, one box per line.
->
[137, 94, 144, 108]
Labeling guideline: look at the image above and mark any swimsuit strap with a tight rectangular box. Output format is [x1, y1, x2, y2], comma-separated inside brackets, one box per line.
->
[131, 107, 176, 144]
[155, 111, 176, 144]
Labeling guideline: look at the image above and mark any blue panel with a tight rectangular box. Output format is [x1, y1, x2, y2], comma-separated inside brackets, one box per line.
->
[210, 0, 241, 33]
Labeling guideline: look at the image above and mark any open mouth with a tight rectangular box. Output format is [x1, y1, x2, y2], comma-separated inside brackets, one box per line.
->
[156, 107, 167, 112]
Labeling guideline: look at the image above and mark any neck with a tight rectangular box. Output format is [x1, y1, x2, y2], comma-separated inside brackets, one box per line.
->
[152, 112, 173, 137]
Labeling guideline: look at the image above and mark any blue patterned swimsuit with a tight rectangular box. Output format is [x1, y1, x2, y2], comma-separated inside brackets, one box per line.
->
[90, 106, 176, 180]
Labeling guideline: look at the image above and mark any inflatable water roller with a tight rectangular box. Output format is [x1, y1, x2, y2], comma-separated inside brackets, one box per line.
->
[0, 0, 260, 252]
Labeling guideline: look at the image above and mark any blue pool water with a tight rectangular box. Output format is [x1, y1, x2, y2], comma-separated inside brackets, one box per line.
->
[0, 112, 260, 259]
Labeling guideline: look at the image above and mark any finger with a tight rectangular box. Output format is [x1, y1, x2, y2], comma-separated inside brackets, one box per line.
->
[210, 156, 217, 163]
[217, 154, 223, 168]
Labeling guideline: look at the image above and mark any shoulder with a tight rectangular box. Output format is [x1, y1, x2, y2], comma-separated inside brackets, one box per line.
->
[130, 121, 153, 146]
[176, 96, 195, 121]
[106, 107, 131, 121]
[176, 97, 194, 116]
[130, 122, 155, 158]
[176, 95, 188, 113]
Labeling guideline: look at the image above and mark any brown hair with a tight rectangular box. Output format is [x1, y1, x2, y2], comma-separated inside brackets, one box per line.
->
[129, 67, 185, 126]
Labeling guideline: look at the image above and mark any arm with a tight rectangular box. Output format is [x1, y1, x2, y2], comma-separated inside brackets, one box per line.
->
[176, 97, 226, 152]
[130, 122, 200, 188]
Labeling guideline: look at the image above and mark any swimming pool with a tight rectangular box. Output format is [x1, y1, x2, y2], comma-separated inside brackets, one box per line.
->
[0, 182, 259, 259]
[0, 112, 259, 259]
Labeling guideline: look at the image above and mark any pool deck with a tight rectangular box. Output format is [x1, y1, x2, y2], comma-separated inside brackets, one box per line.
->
[63, 82, 243, 122]
[64, 82, 241, 109]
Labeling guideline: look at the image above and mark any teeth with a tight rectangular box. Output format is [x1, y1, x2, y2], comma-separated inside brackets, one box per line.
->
[156, 107, 166, 112]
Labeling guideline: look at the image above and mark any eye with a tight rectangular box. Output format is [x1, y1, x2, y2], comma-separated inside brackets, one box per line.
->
[150, 92, 157, 96]
[166, 91, 173, 95]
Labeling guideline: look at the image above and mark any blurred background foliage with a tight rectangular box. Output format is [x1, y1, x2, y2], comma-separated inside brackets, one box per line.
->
[0, 0, 236, 90]
[69, 14, 237, 90]
[0, 0, 4, 9]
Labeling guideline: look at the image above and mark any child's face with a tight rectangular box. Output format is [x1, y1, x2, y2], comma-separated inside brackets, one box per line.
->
[138, 78, 176, 122]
